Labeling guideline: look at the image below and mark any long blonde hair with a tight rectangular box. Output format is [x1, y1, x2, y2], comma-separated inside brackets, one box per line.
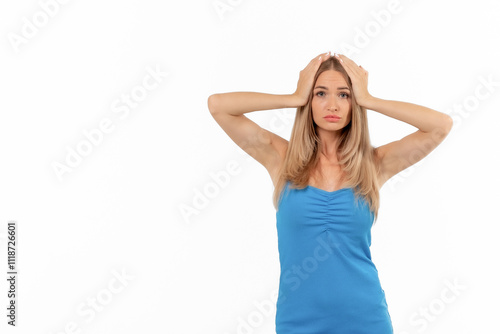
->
[273, 55, 382, 222]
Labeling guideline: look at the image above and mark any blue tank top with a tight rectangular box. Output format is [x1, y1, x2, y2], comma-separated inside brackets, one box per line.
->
[275, 180, 393, 333]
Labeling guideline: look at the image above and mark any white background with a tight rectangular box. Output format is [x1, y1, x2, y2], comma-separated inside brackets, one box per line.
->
[1, 0, 499, 333]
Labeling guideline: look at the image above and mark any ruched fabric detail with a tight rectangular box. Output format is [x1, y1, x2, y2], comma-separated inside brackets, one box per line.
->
[275, 181, 393, 333]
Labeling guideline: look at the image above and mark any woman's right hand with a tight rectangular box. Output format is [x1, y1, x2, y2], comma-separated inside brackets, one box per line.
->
[292, 51, 331, 106]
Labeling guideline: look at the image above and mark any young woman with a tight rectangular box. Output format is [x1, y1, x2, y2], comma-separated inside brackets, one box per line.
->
[207, 51, 452, 333]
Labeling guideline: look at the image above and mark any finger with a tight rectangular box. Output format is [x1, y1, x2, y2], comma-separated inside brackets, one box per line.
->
[309, 52, 329, 68]
[337, 54, 365, 78]
[318, 51, 331, 58]
[335, 53, 354, 71]
[318, 51, 331, 62]
[338, 54, 359, 72]
[338, 53, 356, 66]
[336, 54, 362, 73]
[335, 53, 356, 76]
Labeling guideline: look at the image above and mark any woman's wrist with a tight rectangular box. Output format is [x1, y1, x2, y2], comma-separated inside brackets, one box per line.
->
[288, 93, 307, 108]
[356, 94, 377, 109]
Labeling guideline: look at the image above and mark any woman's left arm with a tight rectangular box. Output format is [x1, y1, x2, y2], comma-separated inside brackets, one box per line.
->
[335, 53, 453, 184]
[362, 97, 453, 183]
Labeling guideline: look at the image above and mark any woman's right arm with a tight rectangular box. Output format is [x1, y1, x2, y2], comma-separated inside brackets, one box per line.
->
[207, 52, 330, 177]
[207, 92, 295, 177]
[207, 92, 301, 116]
[207, 51, 331, 115]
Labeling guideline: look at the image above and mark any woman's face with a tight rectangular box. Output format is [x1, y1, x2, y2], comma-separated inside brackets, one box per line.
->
[311, 70, 352, 133]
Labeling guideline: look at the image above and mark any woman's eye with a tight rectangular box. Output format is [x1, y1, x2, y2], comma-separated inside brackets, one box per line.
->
[340, 92, 349, 98]
[316, 91, 325, 97]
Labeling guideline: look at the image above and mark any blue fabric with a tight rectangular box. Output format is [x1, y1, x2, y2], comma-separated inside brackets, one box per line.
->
[275, 180, 393, 333]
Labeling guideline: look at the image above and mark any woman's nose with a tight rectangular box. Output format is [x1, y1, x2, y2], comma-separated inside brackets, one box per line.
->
[327, 98, 339, 111]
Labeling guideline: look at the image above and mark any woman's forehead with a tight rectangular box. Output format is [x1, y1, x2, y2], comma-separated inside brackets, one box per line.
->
[316, 70, 348, 87]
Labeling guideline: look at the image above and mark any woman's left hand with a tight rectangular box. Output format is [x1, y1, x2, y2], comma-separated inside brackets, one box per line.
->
[334, 53, 373, 107]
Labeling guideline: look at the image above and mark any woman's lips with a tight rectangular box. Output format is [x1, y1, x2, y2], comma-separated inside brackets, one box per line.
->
[324, 115, 341, 122]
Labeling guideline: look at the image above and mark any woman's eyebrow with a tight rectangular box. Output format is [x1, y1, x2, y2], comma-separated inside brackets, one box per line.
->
[314, 85, 350, 90]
